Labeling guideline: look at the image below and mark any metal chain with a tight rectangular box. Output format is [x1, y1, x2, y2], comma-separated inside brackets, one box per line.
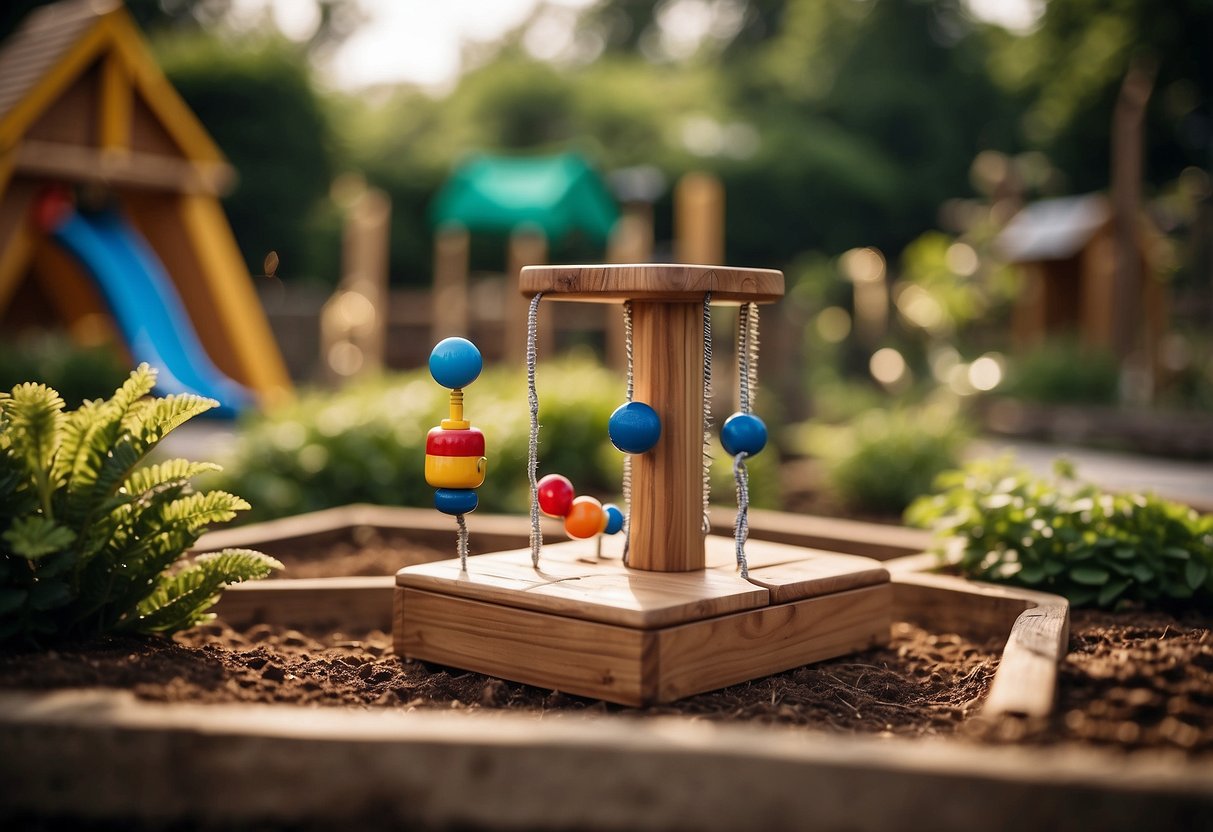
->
[527, 292, 544, 568]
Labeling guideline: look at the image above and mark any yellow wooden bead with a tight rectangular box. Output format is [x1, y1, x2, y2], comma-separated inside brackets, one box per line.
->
[425, 454, 487, 489]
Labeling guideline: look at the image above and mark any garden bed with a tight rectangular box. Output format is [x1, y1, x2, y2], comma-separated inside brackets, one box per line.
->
[1, 506, 1210, 831]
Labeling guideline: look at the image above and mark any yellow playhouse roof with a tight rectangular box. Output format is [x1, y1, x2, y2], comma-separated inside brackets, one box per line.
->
[0, 0, 232, 194]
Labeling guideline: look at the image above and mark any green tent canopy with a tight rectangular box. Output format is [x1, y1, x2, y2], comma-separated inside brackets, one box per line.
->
[430, 153, 619, 243]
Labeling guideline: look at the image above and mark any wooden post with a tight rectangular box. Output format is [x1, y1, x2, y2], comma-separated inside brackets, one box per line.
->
[505, 228, 549, 364]
[628, 301, 705, 572]
[606, 207, 654, 371]
[675, 172, 724, 265]
[432, 224, 469, 340]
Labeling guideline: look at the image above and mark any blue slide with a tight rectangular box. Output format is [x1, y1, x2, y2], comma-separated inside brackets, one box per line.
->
[50, 209, 252, 417]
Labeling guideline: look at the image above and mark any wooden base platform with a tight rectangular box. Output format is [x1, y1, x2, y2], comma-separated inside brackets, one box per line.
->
[394, 536, 891, 706]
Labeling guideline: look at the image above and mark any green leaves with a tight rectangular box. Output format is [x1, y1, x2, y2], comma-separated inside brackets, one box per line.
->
[0, 367, 274, 644]
[131, 549, 283, 633]
[907, 457, 1213, 609]
[2, 516, 76, 559]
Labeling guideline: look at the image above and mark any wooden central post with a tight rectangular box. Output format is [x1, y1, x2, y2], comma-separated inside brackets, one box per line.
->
[629, 301, 705, 572]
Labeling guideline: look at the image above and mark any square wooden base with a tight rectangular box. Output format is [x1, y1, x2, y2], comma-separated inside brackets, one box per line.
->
[394, 538, 892, 706]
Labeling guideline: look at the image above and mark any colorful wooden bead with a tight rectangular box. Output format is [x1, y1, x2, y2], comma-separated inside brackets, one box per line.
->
[537, 473, 575, 518]
[425, 427, 487, 489]
[720, 412, 768, 456]
[608, 401, 662, 454]
[602, 503, 624, 535]
[564, 495, 605, 539]
[428, 337, 482, 389]
[434, 487, 478, 515]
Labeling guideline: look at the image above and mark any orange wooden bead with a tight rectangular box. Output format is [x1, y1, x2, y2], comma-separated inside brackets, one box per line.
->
[564, 495, 605, 540]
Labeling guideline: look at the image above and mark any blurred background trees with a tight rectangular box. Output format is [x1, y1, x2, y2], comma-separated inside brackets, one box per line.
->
[3, 0, 1210, 517]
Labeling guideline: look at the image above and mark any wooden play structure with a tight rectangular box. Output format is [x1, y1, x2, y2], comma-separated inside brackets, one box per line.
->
[395, 264, 892, 705]
[0, 0, 290, 408]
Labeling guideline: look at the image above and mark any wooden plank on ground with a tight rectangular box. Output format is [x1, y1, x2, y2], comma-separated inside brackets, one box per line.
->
[983, 603, 1070, 718]
[887, 564, 1070, 719]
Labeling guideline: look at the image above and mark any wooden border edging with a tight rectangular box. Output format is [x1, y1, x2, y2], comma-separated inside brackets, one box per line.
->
[885, 555, 1070, 718]
[199, 504, 931, 563]
[1, 689, 1208, 832]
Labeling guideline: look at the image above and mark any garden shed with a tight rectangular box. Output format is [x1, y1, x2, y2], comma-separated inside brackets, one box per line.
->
[999, 193, 1168, 370]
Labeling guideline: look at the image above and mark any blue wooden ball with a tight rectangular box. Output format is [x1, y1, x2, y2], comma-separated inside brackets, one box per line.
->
[608, 401, 662, 454]
[434, 487, 478, 515]
[602, 503, 624, 535]
[721, 412, 767, 457]
[429, 337, 482, 389]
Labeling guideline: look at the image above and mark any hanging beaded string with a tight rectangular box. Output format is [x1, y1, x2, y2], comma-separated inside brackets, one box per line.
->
[621, 299, 634, 565]
[456, 513, 470, 570]
[730, 302, 762, 578]
[526, 292, 544, 568]
[701, 292, 713, 534]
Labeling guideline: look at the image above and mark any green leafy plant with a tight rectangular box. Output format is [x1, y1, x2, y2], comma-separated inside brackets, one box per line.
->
[906, 457, 1213, 608]
[999, 338, 1120, 406]
[0, 365, 282, 643]
[798, 403, 968, 515]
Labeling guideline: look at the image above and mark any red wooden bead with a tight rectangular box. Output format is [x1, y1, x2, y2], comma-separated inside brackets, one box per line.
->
[425, 427, 485, 456]
[564, 496, 605, 539]
[537, 473, 575, 518]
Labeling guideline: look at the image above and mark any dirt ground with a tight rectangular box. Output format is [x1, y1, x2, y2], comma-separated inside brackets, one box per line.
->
[0, 533, 1209, 756]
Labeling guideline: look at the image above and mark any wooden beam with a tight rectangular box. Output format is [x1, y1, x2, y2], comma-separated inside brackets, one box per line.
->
[176, 193, 293, 403]
[105, 12, 227, 164]
[14, 139, 232, 194]
[98, 53, 131, 151]
[0, 222, 32, 315]
[2, 688, 1209, 830]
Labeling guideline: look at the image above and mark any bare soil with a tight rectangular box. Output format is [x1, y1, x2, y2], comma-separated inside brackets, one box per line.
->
[0, 536, 1209, 756]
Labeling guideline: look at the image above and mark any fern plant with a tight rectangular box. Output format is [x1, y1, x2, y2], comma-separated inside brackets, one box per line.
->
[0, 365, 281, 643]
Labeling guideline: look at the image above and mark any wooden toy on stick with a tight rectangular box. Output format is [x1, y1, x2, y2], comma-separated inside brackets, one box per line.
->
[395, 264, 892, 706]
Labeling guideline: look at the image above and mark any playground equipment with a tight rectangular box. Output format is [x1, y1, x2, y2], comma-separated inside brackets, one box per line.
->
[0, 0, 290, 411]
[395, 264, 892, 705]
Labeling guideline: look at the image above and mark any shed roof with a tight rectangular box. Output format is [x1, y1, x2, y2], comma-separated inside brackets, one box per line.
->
[997, 193, 1110, 263]
[430, 153, 619, 243]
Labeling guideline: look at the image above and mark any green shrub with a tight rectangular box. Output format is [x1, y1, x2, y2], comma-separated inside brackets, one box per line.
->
[0, 366, 281, 644]
[906, 458, 1213, 608]
[0, 334, 130, 408]
[1000, 338, 1120, 406]
[799, 404, 968, 515]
